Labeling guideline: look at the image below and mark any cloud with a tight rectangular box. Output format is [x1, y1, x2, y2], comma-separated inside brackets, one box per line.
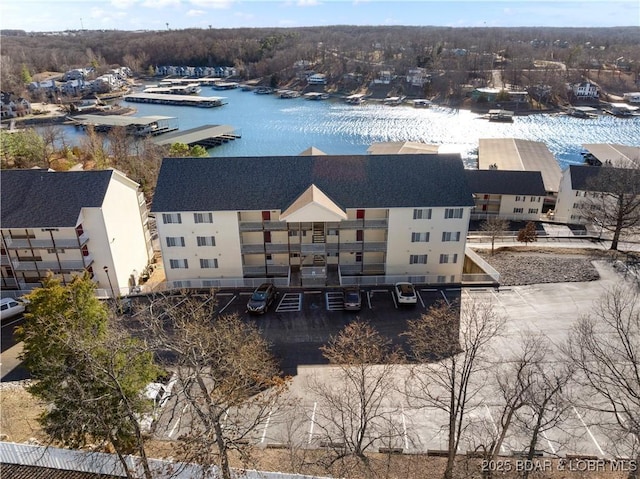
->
[190, 0, 234, 8]
[187, 8, 206, 15]
[110, 0, 137, 9]
[140, 0, 181, 7]
[296, 0, 320, 5]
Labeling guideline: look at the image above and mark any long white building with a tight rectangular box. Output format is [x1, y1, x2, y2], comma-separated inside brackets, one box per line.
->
[151, 154, 475, 288]
[1, 169, 153, 298]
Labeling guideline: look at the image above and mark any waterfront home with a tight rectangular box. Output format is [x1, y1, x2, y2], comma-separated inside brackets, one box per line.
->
[0, 92, 31, 119]
[0, 169, 153, 298]
[151, 154, 474, 289]
[464, 169, 546, 222]
[581, 143, 640, 169]
[307, 73, 327, 85]
[569, 81, 599, 102]
[623, 92, 640, 104]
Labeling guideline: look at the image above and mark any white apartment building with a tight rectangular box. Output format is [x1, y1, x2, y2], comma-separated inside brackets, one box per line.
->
[1, 169, 153, 298]
[465, 169, 546, 222]
[151, 154, 475, 288]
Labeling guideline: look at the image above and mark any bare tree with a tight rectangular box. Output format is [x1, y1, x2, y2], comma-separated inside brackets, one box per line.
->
[566, 284, 640, 475]
[480, 217, 510, 255]
[139, 293, 290, 479]
[404, 298, 505, 479]
[579, 164, 640, 251]
[307, 321, 404, 477]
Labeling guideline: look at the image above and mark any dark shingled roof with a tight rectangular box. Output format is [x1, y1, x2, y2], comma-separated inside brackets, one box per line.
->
[151, 154, 474, 212]
[569, 164, 640, 192]
[464, 169, 547, 196]
[1, 463, 123, 479]
[1, 169, 113, 228]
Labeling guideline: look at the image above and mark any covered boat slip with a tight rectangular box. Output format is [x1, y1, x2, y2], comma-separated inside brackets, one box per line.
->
[124, 92, 227, 107]
[69, 114, 179, 136]
[152, 124, 241, 148]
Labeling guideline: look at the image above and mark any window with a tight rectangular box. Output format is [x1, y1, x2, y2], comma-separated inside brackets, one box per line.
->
[356, 230, 364, 241]
[356, 209, 365, 219]
[530, 196, 537, 202]
[439, 253, 458, 264]
[413, 208, 432, 220]
[288, 229, 298, 237]
[193, 212, 213, 224]
[411, 232, 430, 242]
[410, 254, 428, 264]
[355, 252, 363, 262]
[81, 245, 89, 257]
[327, 229, 339, 236]
[528, 208, 539, 214]
[263, 231, 271, 243]
[166, 236, 185, 247]
[169, 259, 189, 269]
[196, 236, 216, 247]
[200, 258, 218, 268]
[47, 248, 65, 254]
[441, 231, 461, 242]
[513, 208, 524, 214]
[262, 211, 271, 221]
[437, 275, 446, 283]
[162, 213, 182, 224]
[483, 194, 490, 200]
[516, 196, 522, 201]
[75, 224, 84, 236]
[444, 207, 463, 219]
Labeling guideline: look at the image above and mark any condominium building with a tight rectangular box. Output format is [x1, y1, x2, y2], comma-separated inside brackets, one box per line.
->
[1, 169, 153, 297]
[151, 154, 475, 288]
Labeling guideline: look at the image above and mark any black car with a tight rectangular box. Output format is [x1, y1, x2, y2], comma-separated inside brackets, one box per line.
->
[247, 283, 277, 314]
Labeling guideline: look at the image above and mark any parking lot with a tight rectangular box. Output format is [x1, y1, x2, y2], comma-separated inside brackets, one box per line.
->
[150, 259, 636, 459]
[212, 285, 461, 375]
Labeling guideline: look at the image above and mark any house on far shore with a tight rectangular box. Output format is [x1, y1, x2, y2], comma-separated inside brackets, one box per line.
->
[464, 169, 546, 222]
[0, 92, 31, 119]
[0, 169, 153, 298]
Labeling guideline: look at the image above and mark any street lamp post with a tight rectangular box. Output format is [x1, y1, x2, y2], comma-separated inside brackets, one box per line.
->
[103, 266, 116, 299]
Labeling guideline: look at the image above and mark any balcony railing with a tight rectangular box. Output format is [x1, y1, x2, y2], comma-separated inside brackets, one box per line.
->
[265, 243, 291, 253]
[338, 241, 387, 252]
[12, 255, 93, 272]
[301, 244, 326, 254]
[4, 232, 89, 249]
[241, 244, 265, 254]
[242, 265, 289, 276]
[238, 221, 287, 232]
[340, 219, 388, 229]
[339, 263, 386, 275]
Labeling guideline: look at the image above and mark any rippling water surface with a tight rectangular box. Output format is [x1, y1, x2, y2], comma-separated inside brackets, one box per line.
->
[65, 87, 640, 168]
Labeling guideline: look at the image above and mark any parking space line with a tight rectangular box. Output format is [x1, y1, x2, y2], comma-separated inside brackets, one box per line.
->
[391, 291, 398, 309]
[416, 291, 425, 308]
[439, 290, 450, 306]
[276, 293, 302, 312]
[401, 405, 408, 451]
[218, 295, 236, 313]
[572, 406, 605, 456]
[308, 402, 317, 444]
[325, 292, 344, 311]
[366, 291, 372, 310]
[261, 410, 273, 443]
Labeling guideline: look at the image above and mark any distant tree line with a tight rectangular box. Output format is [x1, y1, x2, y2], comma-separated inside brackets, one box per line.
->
[1, 26, 639, 99]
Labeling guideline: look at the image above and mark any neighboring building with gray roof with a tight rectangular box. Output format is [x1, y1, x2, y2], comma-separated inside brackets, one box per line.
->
[554, 164, 640, 224]
[1, 169, 153, 298]
[478, 138, 562, 213]
[151, 154, 474, 287]
[464, 169, 546, 221]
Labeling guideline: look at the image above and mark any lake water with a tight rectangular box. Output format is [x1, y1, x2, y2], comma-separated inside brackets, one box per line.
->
[64, 87, 640, 169]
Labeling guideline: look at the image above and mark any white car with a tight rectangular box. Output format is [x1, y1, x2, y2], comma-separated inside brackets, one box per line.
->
[394, 282, 417, 305]
[0, 298, 26, 321]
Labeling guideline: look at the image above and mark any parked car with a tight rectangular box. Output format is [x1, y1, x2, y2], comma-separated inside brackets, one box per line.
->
[343, 287, 362, 311]
[247, 283, 277, 314]
[394, 282, 417, 305]
[0, 298, 26, 320]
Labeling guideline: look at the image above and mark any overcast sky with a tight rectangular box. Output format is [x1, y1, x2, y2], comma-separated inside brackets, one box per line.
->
[2, 0, 638, 32]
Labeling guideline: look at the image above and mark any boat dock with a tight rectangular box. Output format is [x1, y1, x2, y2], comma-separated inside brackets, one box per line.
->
[152, 124, 241, 149]
[67, 115, 179, 136]
[124, 92, 227, 108]
[487, 109, 514, 122]
[303, 92, 329, 100]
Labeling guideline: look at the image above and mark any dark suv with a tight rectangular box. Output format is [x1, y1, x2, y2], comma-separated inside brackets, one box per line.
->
[247, 283, 277, 314]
